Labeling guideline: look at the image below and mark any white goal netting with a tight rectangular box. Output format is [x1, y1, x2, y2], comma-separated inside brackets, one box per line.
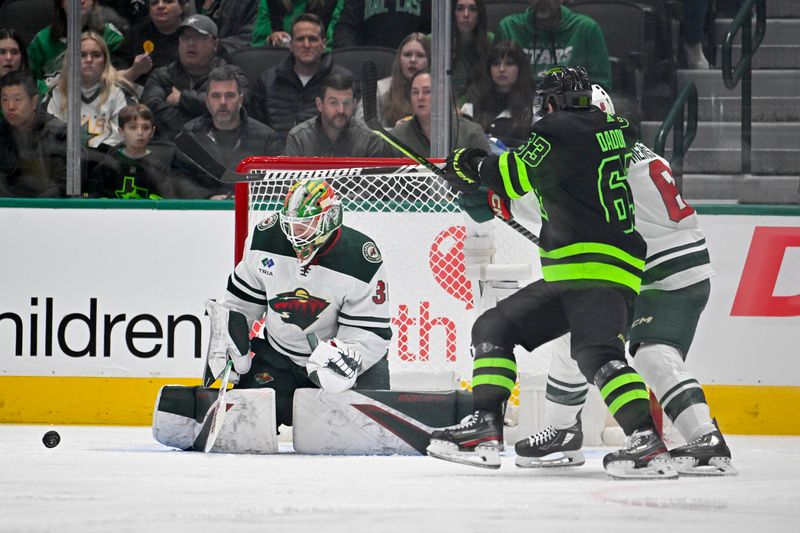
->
[236, 165, 559, 404]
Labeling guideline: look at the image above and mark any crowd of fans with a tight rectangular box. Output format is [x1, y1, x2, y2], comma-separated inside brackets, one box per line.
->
[0, 0, 713, 199]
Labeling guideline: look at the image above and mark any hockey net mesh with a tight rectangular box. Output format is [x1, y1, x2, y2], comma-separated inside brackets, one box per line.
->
[238, 168, 557, 400]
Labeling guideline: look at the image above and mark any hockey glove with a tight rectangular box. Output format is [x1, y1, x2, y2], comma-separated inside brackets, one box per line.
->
[306, 338, 362, 393]
[443, 148, 487, 193]
[203, 299, 253, 387]
[488, 191, 512, 221]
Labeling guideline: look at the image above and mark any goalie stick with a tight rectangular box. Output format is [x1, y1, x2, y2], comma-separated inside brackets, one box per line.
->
[359, 60, 539, 245]
[175, 131, 444, 183]
[194, 360, 233, 453]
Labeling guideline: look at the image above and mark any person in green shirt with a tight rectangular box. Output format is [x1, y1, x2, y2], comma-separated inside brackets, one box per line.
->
[497, 0, 611, 90]
[27, 0, 124, 95]
[251, 0, 343, 49]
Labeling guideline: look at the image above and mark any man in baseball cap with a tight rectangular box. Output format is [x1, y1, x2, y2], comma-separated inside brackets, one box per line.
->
[177, 14, 219, 38]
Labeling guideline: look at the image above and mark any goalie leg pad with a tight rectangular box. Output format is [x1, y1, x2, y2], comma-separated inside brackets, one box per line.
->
[292, 389, 473, 455]
[153, 385, 279, 453]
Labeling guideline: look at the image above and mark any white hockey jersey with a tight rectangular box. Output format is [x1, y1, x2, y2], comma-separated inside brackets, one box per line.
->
[221, 213, 392, 371]
[509, 142, 713, 291]
[47, 82, 135, 148]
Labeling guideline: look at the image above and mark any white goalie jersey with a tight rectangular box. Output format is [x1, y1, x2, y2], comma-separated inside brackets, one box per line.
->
[220, 213, 392, 371]
[509, 142, 713, 292]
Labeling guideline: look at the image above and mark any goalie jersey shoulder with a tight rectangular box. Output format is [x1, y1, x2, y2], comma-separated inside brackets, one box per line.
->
[248, 213, 296, 257]
[317, 226, 384, 285]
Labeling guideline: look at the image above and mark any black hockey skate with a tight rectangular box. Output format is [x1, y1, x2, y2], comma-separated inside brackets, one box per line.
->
[670, 429, 737, 476]
[515, 422, 585, 468]
[427, 410, 504, 469]
[603, 428, 678, 479]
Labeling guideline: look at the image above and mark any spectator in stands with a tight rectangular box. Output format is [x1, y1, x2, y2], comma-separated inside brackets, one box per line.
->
[0, 71, 67, 197]
[460, 40, 534, 151]
[180, 65, 280, 198]
[333, 0, 431, 50]
[0, 28, 28, 79]
[28, 0, 124, 94]
[142, 15, 246, 141]
[451, 0, 493, 105]
[375, 32, 430, 128]
[88, 103, 191, 198]
[98, 0, 196, 28]
[118, 0, 190, 86]
[190, 0, 258, 56]
[284, 72, 387, 157]
[249, 13, 351, 144]
[46, 31, 137, 150]
[252, 0, 343, 48]
[683, 0, 710, 69]
[391, 69, 490, 157]
[498, 0, 612, 90]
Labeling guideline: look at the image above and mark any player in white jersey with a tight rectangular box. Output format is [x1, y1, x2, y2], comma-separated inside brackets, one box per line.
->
[204, 177, 392, 427]
[507, 85, 735, 475]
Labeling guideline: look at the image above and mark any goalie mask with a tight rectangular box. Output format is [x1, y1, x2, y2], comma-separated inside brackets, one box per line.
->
[591, 83, 616, 115]
[279, 178, 343, 264]
[534, 66, 592, 117]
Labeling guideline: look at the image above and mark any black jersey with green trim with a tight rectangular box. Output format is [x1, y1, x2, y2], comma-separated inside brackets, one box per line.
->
[220, 213, 391, 371]
[479, 108, 646, 291]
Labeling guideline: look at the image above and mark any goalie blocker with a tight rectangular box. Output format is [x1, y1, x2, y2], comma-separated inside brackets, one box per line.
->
[152, 386, 473, 455]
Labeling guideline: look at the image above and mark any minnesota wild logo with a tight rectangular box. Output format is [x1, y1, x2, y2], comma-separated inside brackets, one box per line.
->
[269, 288, 329, 330]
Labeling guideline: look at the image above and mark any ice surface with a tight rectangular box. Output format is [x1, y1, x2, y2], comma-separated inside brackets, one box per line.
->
[1, 425, 798, 533]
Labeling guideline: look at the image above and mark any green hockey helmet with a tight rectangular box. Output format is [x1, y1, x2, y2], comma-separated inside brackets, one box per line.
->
[534, 65, 593, 117]
[279, 178, 343, 264]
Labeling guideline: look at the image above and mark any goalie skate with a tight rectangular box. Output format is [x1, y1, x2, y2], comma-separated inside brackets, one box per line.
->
[670, 430, 737, 476]
[426, 410, 504, 469]
[515, 423, 585, 468]
[603, 428, 678, 480]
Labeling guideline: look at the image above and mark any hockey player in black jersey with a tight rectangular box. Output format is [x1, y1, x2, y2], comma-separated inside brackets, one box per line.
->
[427, 66, 676, 478]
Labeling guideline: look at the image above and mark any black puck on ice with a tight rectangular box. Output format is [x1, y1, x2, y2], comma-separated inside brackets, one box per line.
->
[42, 430, 60, 448]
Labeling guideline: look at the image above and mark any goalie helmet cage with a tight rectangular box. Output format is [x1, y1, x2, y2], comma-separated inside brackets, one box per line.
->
[232, 159, 663, 436]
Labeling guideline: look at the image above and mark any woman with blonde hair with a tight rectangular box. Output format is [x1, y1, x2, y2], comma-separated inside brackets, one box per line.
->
[378, 32, 430, 128]
[47, 31, 137, 150]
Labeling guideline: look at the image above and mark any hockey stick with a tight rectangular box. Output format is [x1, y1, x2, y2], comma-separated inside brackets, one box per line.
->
[194, 360, 233, 453]
[176, 131, 444, 183]
[359, 61, 539, 245]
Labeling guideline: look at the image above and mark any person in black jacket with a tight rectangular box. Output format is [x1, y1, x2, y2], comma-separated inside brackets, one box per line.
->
[142, 14, 248, 141]
[180, 65, 281, 198]
[248, 13, 350, 143]
[0, 71, 67, 198]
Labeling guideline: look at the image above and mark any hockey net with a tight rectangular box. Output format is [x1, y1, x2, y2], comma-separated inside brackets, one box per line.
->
[233, 157, 558, 408]
[233, 157, 663, 443]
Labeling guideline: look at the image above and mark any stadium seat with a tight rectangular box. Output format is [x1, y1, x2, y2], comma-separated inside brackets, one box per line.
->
[485, 0, 529, 36]
[330, 46, 396, 84]
[0, 0, 54, 45]
[229, 47, 290, 91]
[570, 0, 656, 124]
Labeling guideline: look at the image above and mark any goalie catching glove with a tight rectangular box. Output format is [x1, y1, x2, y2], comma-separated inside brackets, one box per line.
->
[443, 148, 487, 193]
[203, 299, 253, 387]
[306, 338, 362, 393]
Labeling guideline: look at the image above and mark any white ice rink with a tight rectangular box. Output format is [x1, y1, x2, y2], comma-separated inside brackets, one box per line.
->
[1, 425, 798, 533]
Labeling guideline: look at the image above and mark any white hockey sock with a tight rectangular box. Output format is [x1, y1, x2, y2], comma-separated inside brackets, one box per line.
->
[545, 335, 587, 430]
[633, 343, 716, 442]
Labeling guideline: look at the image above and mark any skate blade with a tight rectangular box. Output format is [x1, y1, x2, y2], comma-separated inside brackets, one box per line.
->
[427, 440, 502, 470]
[515, 451, 585, 468]
[673, 456, 738, 477]
[605, 458, 679, 480]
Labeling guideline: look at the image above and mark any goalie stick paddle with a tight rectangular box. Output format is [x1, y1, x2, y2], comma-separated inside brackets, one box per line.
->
[194, 360, 233, 453]
[360, 61, 540, 245]
[175, 132, 243, 183]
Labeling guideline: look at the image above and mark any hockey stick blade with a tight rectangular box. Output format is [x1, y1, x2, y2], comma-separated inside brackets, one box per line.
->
[194, 360, 233, 453]
[175, 132, 247, 183]
[361, 60, 379, 124]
